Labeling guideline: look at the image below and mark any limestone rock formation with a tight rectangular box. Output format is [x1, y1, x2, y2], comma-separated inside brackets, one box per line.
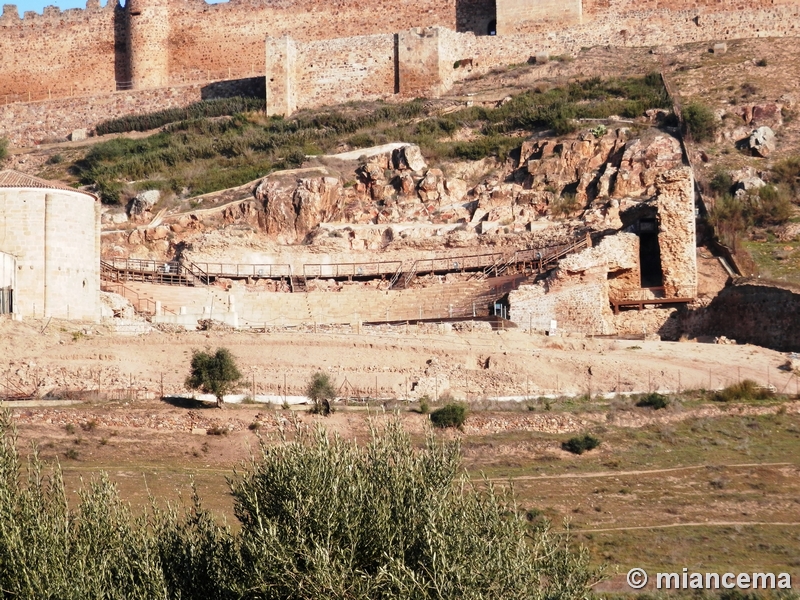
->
[749, 126, 776, 157]
[128, 189, 160, 218]
[255, 170, 345, 244]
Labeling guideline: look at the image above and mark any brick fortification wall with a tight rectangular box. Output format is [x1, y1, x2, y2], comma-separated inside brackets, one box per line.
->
[0, 188, 99, 321]
[0, 0, 489, 99]
[4, 0, 800, 144]
[683, 279, 800, 352]
[0, 78, 263, 147]
[269, 2, 800, 116]
[0, 0, 123, 101]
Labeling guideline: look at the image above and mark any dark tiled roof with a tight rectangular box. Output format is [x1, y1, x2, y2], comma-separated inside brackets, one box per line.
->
[0, 169, 86, 193]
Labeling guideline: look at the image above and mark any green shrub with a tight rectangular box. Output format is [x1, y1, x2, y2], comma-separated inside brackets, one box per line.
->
[185, 347, 242, 408]
[755, 184, 792, 225]
[562, 434, 601, 455]
[418, 395, 431, 414]
[95, 97, 265, 135]
[0, 137, 7, 161]
[636, 392, 669, 410]
[430, 402, 467, 429]
[306, 371, 336, 416]
[230, 421, 602, 598]
[713, 379, 775, 402]
[0, 410, 602, 599]
[772, 156, 800, 193]
[551, 192, 581, 217]
[709, 169, 733, 195]
[682, 102, 717, 142]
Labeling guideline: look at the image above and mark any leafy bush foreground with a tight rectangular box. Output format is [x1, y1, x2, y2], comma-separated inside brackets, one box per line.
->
[429, 402, 468, 429]
[562, 434, 601, 455]
[0, 411, 601, 599]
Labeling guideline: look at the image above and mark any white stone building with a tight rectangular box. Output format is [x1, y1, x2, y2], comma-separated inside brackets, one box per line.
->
[0, 170, 100, 321]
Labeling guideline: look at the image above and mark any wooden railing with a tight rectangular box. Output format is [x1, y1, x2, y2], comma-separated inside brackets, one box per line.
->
[303, 261, 402, 279]
[100, 281, 176, 316]
[99, 235, 592, 293]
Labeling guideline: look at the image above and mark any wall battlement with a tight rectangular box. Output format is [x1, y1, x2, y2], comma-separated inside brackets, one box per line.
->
[3, 0, 800, 145]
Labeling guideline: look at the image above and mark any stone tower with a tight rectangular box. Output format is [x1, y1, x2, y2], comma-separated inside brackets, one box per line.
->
[127, 0, 170, 90]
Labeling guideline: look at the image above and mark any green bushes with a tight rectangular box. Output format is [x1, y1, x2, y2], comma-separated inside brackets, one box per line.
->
[682, 102, 717, 142]
[0, 137, 9, 161]
[0, 412, 601, 600]
[636, 392, 670, 410]
[430, 402, 468, 429]
[712, 380, 775, 402]
[95, 97, 265, 135]
[73, 74, 670, 200]
[306, 371, 336, 415]
[562, 434, 601, 455]
[709, 185, 792, 241]
[185, 347, 242, 408]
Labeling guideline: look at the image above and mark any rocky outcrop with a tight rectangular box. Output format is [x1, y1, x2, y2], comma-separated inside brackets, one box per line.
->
[749, 126, 776, 157]
[227, 133, 688, 247]
[254, 168, 345, 244]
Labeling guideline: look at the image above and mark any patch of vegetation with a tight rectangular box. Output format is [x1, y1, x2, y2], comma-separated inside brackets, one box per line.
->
[70, 74, 670, 201]
[80, 419, 98, 432]
[185, 347, 242, 408]
[306, 371, 336, 416]
[635, 392, 670, 410]
[712, 380, 775, 402]
[771, 155, 800, 194]
[95, 97, 266, 135]
[682, 101, 717, 142]
[562, 434, 601, 455]
[0, 137, 7, 161]
[430, 402, 468, 429]
[418, 395, 431, 414]
[709, 186, 792, 246]
[206, 424, 229, 436]
[551, 192, 581, 217]
[0, 411, 601, 599]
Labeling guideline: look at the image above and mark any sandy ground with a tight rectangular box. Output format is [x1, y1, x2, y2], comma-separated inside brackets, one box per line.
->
[1, 317, 794, 402]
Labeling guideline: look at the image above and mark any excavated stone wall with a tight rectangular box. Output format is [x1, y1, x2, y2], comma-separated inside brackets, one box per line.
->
[508, 233, 640, 335]
[508, 166, 696, 334]
[656, 168, 697, 298]
[683, 279, 800, 352]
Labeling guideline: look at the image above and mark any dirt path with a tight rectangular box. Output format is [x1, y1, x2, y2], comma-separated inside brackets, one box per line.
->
[578, 521, 800, 533]
[485, 461, 795, 482]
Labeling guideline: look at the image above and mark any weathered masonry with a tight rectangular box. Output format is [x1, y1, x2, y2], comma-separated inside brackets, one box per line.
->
[4, 0, 800, 144]
[0, 170, 100, 321]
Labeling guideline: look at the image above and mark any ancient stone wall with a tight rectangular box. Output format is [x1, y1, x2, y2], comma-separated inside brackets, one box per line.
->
[6, 0, 800, 142]
[0, 2, 121, 101]
[683, 279, 800, 352]
[0, 187, 99, 321]
[496, 0, 581, 35]
[267, 34, 396, 117]
[655, 168, 697, 298]
[0, 78, 262, 147]
[508, 233, 640, 335]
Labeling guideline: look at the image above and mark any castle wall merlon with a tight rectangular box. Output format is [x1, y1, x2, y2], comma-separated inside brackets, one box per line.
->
[0, 4, 19, 20]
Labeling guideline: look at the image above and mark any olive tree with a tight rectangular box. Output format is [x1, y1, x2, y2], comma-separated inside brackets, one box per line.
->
[185, 347, 242, 408]
[306, 371, 336, 416]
